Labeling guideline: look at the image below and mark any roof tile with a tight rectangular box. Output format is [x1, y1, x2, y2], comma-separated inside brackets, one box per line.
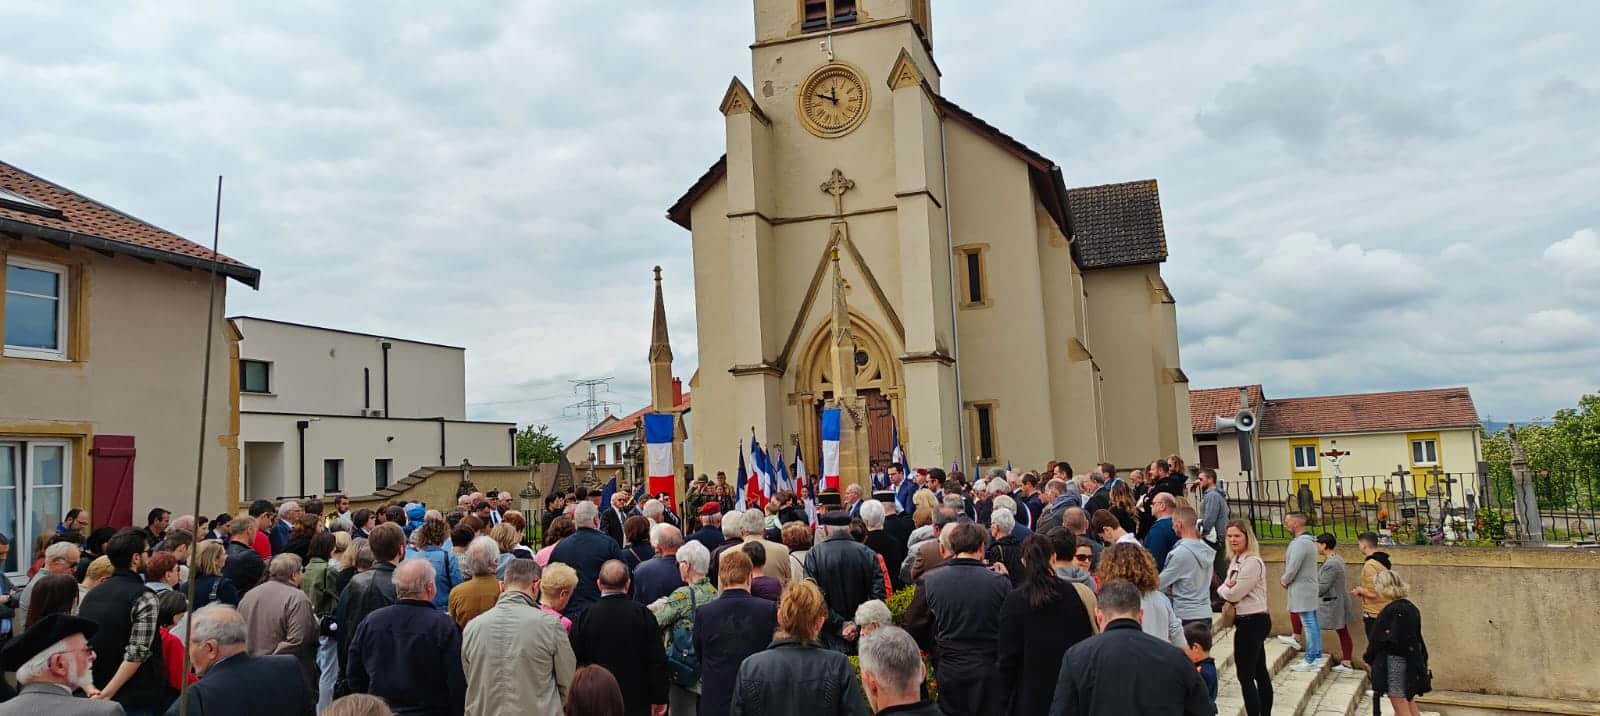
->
[1260, 387, 1479, 437]
[1190, 385, 1266, 435]
[0, 160, 257, 285]
[1065, 179, 1168, 269]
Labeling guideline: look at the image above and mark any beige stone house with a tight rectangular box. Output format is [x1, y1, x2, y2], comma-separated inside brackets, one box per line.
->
[668, 0, 1192, 477]
[0, 160, 256, 573]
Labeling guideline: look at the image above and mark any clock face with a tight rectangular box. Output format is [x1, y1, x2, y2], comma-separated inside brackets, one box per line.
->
[798, 64, 869, 138]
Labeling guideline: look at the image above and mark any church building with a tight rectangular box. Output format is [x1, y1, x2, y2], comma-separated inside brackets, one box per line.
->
[668, 0, 1192, 480]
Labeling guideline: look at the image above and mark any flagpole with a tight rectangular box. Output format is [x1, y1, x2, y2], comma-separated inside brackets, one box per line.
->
[178, 175, 223, 716]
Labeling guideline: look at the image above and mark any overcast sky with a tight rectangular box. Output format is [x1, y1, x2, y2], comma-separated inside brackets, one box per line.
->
[3, 2, 1596, 441]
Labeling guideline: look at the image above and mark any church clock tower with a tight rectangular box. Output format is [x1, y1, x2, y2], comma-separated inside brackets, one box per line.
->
[671, 1, 1194, 484]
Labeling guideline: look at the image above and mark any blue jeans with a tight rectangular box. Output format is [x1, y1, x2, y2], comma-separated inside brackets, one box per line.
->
[318, 633, 339, 712]
[1297, 609, 1323, 662]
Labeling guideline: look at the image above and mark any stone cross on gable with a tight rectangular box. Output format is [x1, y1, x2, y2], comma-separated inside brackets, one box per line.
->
[821, 168, 855, 216]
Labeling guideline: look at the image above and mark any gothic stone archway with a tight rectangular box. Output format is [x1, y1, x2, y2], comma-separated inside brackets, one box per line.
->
[791, 310, 905, 475]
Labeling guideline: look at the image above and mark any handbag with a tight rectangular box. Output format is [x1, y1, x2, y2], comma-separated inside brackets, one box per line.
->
[1070, 581, 1100, 633]
[1219, 601, 1237, 630]
[664, 588, 701, 688]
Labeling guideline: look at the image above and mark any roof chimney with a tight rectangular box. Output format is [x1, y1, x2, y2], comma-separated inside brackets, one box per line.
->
[672, 377, 683, 406]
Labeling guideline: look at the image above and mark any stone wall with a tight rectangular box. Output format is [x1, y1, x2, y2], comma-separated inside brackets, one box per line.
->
[1257, 544, 1600, 702]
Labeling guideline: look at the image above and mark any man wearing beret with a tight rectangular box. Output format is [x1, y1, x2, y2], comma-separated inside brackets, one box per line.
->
[0, 613, 124, 715]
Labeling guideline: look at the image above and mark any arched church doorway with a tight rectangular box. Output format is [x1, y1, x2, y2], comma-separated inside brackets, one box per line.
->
[791, 311, 904, 474]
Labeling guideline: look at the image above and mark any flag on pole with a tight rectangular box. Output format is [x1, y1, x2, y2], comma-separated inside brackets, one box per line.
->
[821, 408, 842, 492]
[794, 444, 817, 527]
[774, 444, 792, 495]
[735, 443, 749, 511]
[748, 432, 771, 509]
[952, 458, 963, 477]
[644, 413, 675, 508]
[891, 418, 909, 487]
[599, 474, 617, 512]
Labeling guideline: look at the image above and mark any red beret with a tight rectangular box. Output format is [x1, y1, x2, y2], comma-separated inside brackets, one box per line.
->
[698, 502, 720, 516]
[916, 468, 929, 476]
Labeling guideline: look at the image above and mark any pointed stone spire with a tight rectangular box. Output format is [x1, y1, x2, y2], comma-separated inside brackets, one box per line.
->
[649, 266, 675, 413]
[829, 248, 857, 402]
[649, 265, 672, 364]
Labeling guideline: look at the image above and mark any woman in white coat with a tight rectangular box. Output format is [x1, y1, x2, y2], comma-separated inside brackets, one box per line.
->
[1316, 533, 1361, 672]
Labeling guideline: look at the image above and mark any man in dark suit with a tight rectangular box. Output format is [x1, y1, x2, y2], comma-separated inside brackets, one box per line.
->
[570, 560, 667, 716]
[549, 502, 626, 618]
[695, 550, 777, 716]
[600, 491, 630, 546]
[687, 503, 725, 552]
[169, 603, 312, 716]
[1049, 580, 1213, 715]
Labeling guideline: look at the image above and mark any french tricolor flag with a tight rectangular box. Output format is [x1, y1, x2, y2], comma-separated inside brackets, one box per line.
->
[821, 407, 841, 492]
[644, 413, 675, 509]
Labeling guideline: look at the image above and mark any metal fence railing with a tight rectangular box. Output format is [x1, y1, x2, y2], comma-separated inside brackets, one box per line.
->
[1220, 468, 1599, 546]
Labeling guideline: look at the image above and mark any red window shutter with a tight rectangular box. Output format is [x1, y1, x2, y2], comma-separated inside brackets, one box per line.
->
[92, 435, 136, 528]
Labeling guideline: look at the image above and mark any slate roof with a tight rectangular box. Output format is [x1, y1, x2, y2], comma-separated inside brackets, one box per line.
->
[1190, 385, 1266, 435]
[1260, 387, 1479, 437]
[1065, 179, 1168, 269]
[0, 160, 259, 287]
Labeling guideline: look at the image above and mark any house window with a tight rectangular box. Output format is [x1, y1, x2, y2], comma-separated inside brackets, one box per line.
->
[240, 359, 271, 393]
[1293, 444, 1318, 471]
[0, 441, 70, 574]
[802, 0, 856, 30]
[1198, 444, 1220, 470]
[596, 444, 607, 465]
[954, 245, 991, 308]
[323, 459, 343, 493]
[615, 442, 626, 463]
[375, 459, 392, 490]
[3, 257, 69, 360]
[966, 401, 999, 464]
[1411, 439, 1438, 465]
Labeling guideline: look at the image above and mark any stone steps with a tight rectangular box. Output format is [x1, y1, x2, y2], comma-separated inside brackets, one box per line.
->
[1267, 654, 1332, 716]
[1214, 640, 1298, 716]
[1299, 667, 1368, 716]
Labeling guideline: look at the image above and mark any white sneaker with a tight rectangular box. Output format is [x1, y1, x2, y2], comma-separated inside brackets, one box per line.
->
[1290, 660, 1322, 672]
[1332, 663, 1358, 673]
[1276, 635, 1303, 650]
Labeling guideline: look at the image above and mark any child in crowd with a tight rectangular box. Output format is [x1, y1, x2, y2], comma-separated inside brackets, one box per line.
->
[1185, 621, 1218, 703]
[157, 590, 199, 690]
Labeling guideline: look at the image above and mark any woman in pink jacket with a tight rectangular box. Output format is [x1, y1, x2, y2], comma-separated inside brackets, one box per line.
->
[1218, 519, 1273, 716]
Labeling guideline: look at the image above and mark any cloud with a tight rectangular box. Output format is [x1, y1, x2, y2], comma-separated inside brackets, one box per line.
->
[1542, 228, 1600, 301]
[2, 1, 1596, 439]
[1195, 56, 1457, 152]
[1195, 65, 1334, 147]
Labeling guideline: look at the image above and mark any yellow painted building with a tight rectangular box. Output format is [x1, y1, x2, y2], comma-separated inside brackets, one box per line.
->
[1193, 385, 1482, 506]
[1, 160, 255, 574]
[670, 0, 1193, 477]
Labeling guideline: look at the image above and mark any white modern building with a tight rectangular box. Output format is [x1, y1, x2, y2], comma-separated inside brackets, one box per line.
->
[233, 316, 515, 500]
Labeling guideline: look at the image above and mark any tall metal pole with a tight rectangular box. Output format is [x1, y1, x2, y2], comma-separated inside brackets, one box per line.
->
[178, 175, 224, 716]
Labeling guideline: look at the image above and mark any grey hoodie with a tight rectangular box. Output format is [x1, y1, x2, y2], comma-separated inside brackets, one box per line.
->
[1053, 565, 1095, 590]
[1158, 537, 1216, 621]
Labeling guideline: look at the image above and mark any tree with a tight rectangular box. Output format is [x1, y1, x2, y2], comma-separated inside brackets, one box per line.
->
[1481, 392, 1600, 510]
[516, 424, 565, 466]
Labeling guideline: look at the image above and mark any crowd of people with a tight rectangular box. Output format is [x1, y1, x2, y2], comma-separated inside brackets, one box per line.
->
[0, 458, 1432, 716]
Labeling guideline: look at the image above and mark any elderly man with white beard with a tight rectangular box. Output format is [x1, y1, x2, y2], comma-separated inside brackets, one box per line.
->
[0, 613, 123, 715]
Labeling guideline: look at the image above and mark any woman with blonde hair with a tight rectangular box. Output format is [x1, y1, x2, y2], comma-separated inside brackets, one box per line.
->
[1364, 570, 1430, 716]
[324, 693, 394, 716]
[538, 562, 577, 631]
[728, 580, 867, 716]
[1096, 543, 1184, 648]
[188, 539, 240, 609]
[911, 488, 937, 514]
[1217, 519, 1272, 716]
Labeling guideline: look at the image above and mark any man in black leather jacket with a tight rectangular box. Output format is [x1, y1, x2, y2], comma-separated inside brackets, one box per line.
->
[908, 521, 1010, 716]
[804, 509, 884, 653]
[1049, 579, 1214, 716]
